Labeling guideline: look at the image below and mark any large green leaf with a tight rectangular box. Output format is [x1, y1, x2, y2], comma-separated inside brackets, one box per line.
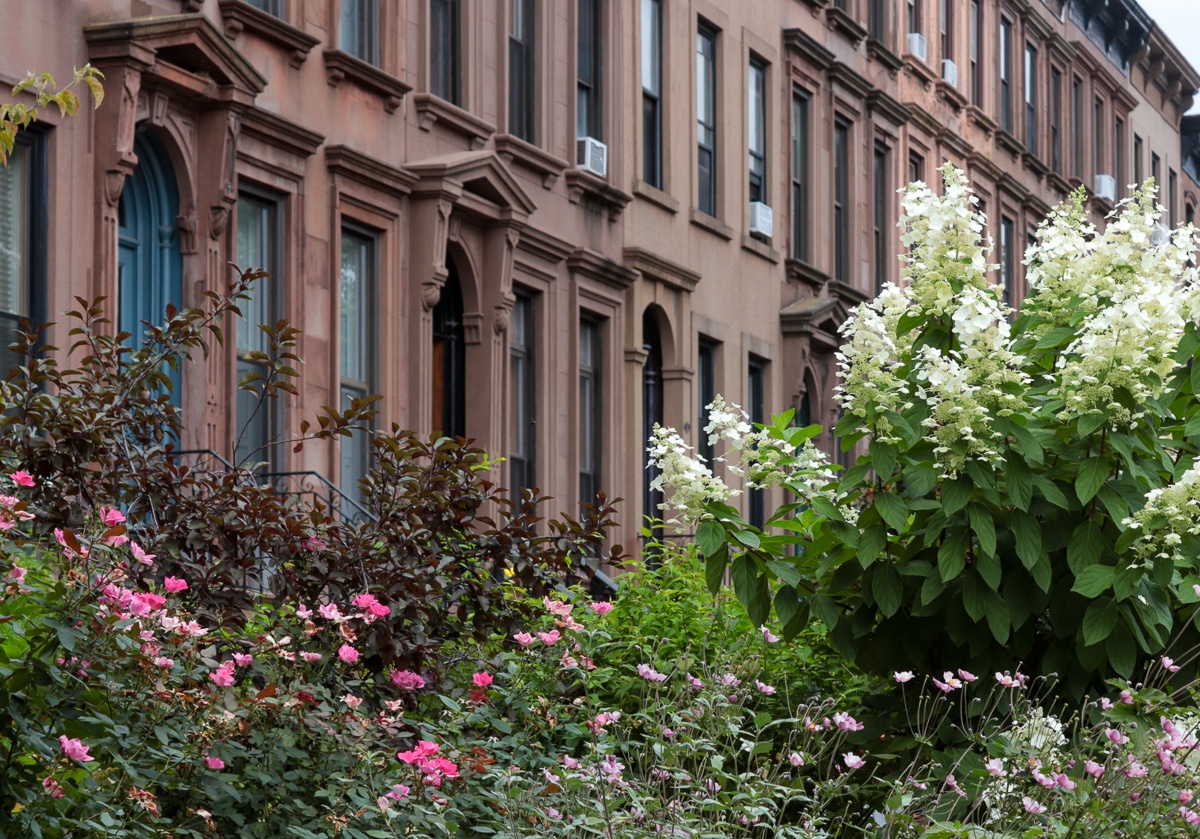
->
[696, 520, 724, 558]
[1006, 453, 1033, 511]
[967, 503, 996, 558]
[1011, 510, 1042, 569]
[874, 492, 909, 532]
[1081, 598, 1119, 646]
[985, 591, 1011, 645]
[731, 555, 771, 627]
[941, 476, 973, 516]
[811, 593, 839, 630]
[938, 528, 970, 582]
[1072, 564, 1116, 598]
[766, 560, 804, 588]
[870, 439, 898, 480]
[1034, 325, 1076, 350]
[1067, 520, 1104, 575]
[871, 563, 903, 618]
[1076, 456, 1108, 505]
[903, 462, 939, 499]
[705, 543, 729, 596]
[857, 523, 887, 565]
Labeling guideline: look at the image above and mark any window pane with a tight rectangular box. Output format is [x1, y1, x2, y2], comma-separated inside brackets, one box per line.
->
[236, 196, 274, 354]
[340, 0, 377, 63]
[0, 144, 27, 318]
[510, 295, 536, 498]
[340, 383, 369, 505]
[431, 0, 461, 105]
[340, 230, 370, 383]
[641, 0, 659, 96]
[749, 61, 765, 159]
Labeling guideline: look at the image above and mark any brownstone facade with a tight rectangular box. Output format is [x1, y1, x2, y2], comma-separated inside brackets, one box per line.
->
[0, 0, 1196, 564]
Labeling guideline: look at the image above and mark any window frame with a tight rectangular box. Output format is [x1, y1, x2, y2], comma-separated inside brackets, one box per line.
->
[970, 0, 982, 105]
[833, 116, 851, 284]
[697, 338, 718, 468]
[641, 0, 663, 188]
[509, 0, 537, 142]
[339, 0, 380, 66]
[999, 17, 1012, 133]
[1050, 66, 1062, 174]
[0, 129, 47, 384]
[696, 21, 718, 217]
[338, 223, 377, 504]
[1000, 215, 1015, 308]
[578, 316, 604, 509]
[874, 141, 890, 294]
[577, 0, 603, 141]
[430, 0, 462, 105]
[791, 86, 810, 262]
[748, 55, 768, 208]
[1024, 42, 1037, 156]
[509, 291, 538, 502]
[746, 357, 766, 529]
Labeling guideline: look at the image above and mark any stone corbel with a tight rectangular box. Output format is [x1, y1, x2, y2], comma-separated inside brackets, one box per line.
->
[207, 206, 229, 243]
[493, 297, 514, 334]
[103, 169, 128, 208]
[421, 281, 443, 311]
[178, 212, 198, 254]
[462, 312, 484, 345]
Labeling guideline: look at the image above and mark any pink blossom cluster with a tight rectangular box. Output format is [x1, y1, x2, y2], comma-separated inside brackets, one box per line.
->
[396, 740, 459, 787]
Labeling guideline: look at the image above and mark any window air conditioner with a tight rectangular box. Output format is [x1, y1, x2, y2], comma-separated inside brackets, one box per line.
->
[576, 137, 608, 178]
[749, 202, 774, 238]
[942, 59, 958, 86]
[1094, 174, 1116, 202]
[1154, 223, 1172, 245]
[907, 33, 927, 62]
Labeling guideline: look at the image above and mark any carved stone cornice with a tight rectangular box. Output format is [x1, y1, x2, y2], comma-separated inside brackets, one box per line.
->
[784, 27, 835, 70]
[412, 93, 496, 149]
[568, 248, 638, 290]
[622, 247, 701, 293]
[493, 133, 569, 189]
[325, 144, 417, 198]
[564, 169, 633, 220]
[218, 0, 320, 67]
[323, 49, 411, 114]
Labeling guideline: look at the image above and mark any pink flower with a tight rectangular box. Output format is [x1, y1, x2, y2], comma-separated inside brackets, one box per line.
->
[209, 666, 235, 687]
[205, 756, 225, 770]
[514, 632, 535, 647]
[562, 755, 581, 769]
[1022, 797, 1047, 815]
[1183, 807, 1200, 826]
[957, 669, 977, 682]
[995, 672, 1019, 688]
[319, 602, 344, 622]
[1163, 656, 1181, 673]
[842, 753, 865, 770]
[99, 506, 126, 527]
[893, 671, 914, 683]
[1194, 583, 1200, 599]
[342, 693, 363, 709]
[472, 671, 494, 688]
[163, 577, 187, 594]
[833, 712, 864, 731]
[1106, 728, 1130, 745]
[1125, 761, 1148, 779]
[789, 752, 804, 767]
[756, 680, 776, 695]
[986, 758, 1006, 777]
[132, 592, 166, 613]
[154, 656, 174, 668]
[761, 626, 780, 643]
[368, 602, 390, 618]
[637, 663, 668, 682]
[1101, 697, 1114, 710]
[9, 470, 34, 487]
[232, 653, 253, 667]
[8, 564, 27, 584]
[538, 630, 561, 645]
[59, 736, 94, 762]
[386, 784, 410, 800]
[352, 592, 380, 610]
[42, 776, 64, 798]
[1120, 689, 1134, 705]
[390, 669, 426, 690]
[1053, 773, 1076, 790]
[1183, 790, 1195, 805]
[590, 601, 614, 616]
[296, 604, 313, 619]
[337, 644, 359, 663]
[662, 727, 675, 739]
[686, 673, 704, 689]
[300, 651, 322, 662]
[1084, 760, 1105, 778]
[397, 740, 441, 764]
[129, 542, 155, 566]
[543, 597, 573, 617]
[304, 536, 326, 551]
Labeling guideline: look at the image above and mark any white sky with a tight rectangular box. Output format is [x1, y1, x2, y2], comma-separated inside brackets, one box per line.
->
[1136, 0, 1200, 113]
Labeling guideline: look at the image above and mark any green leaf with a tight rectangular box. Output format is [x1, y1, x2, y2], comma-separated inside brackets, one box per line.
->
[977, 549, 1001, 591]
[985, 591, 1011, 644]
[705, 544, 728, 596]
[696, 521, 724, 557]
[967, 503, 996, 557]
[810, 496, 845, 522]
[902, 462, 938, 498]
[1034, 325, 1076, 349]
[732, 555, 770, 626]
[1097, 484, 1129, 525]
[1082, 598, 1119, 646]
[811, 593, 839, 630]
[941, 476, 973, 516]
[1067, 520, 1104, 575]
[1029, 552, 1052, 593]
[774, 585, 801, 626]
[1107, 628, 1135, 677]
[766, 560, 804, 588]
[963, 573, 986, 621]
[1076, 456, 1108, 505]
[1006, 421, 1044, 465]
[857, 523, 887, 565]
[870, 439, 898, 480]
[1006, 453, 1033, 511]
[733, 529, 760, 550]
[938, 528, 969, 582]
[1077, 411, 1108, 438]
[1073, 564, 1116, 598]
[1033, 475, 1070, 509]
[871, 564, 903, 618]
[1011, 510, 1042, 569]
[874, 492, 909, 532]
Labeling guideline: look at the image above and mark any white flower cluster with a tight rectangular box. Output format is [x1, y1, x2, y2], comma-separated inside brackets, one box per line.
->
[913, 345, 1004, 476]
[834, 282, 914, 443]
[1124, 463, 1200, 566]
[646, 423, 736, 526]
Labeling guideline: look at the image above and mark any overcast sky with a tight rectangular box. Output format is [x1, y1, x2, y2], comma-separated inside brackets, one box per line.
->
[1136, 0, 1200, 113]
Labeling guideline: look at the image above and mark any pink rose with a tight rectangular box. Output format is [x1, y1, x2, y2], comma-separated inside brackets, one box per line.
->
[390, 669, 426, 690]
[163, 577, 188, 594]
[514, 632, 535, 647]
[9, 471, 34, 487]
[8, 564, 27, 584]
[129, 542, 155, 566]
[205, 756, 225, 770]
[99, 506, 126, 527]
[232, 653, 253, 667]
[342, 693, 363, 709]
[42, 776, 64, 798]
[537, 630, 561, 645]
[472, 671, 494, 688]
[337, 644, 359, 663]
[589, 601, 614, 616]
[209, 666, 235, 687]
[59, 736, 94, 762]
[300, 651, 323, 662]
[154, 656, 174, 668]
[352, 593, 380, 610]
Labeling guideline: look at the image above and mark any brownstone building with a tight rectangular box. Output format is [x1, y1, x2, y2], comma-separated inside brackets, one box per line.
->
[0, 0, 1196, 563]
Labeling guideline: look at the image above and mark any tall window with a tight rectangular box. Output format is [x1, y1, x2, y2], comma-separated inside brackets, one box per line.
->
[642, 312, 664, 538]
[235, 195, 280, 470]
[509, 0, 536, 142]
[1171, 169, 1179, 226]
[1000, 216, 1014, 308]
[1115, 117, 1124, 196]
[1024, 44, 1037, 155]
[697, 339, 716, 467]
[748, 57, 767, 207]
[339, 0, 379, 65]
[869, 0, 885, 40]
[1051, 68, 1062, 173]
[970, 0, 982, 105]
[999, 18, 1012, 133]
[791, 89, 809, 261]
[510, 293, 537, 501]
[247, 0, 283, 14]
[747, 359, 765, 529]
[834, 118, 850, 283]
[432, 267, 466, 439]
[908, 0, 922, 34]
[0, 136, 44, 385]
[1094, 98, 1104, 176]
[909, 151, 925, 184]
[431, 0, 461, 105]
[696, 24, 717, 216]
[1134, 134, 1143, 186]
[940, 0, 952, 62]
[1072, 77, 1083, 178]
[1152, 151, 1161, 186]
[874, 142, 890, 294]
[578, 319, 603, 511]
[339, 228, 374, 505]
[641, 0, 663, 187]
[577, 0, 602, 140]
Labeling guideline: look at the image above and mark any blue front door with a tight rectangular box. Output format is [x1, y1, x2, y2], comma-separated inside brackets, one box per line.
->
[118, 131, 183, 402]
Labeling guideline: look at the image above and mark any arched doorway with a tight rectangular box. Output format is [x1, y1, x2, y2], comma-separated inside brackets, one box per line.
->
[432, 261, 466, 439]
[642, 309, 664, 540]
[117, 130, 183, 400]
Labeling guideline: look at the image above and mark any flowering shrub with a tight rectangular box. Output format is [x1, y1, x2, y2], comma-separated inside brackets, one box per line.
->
[650, 166, 1200, 697]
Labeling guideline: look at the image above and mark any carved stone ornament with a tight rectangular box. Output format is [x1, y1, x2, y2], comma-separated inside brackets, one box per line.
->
[177, 213, 198, 254]
[421, 281, 442, 310]
[208, 206, 228, 241]
[104, 170, 127, 208]
[493, 302, 512, 334]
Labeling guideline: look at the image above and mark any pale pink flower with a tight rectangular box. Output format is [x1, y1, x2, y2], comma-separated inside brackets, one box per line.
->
[1125, 761, 1148, 778]
[232, 653, 253, 667]
[562, 755, 581, 769]
[833, 712, 864, 731]
[789, 752, 804, 767]
[386, 784, 410, 800]
[957, 669, 977, 682]
[543, 597, 573, 617]
[986, 758, 1006, 777]
[842, 753, 865, 770]
[390, 669, 426, 690]
[1163, 656, 1181, 673]
[761, 626, 780, 643]
[514, 632, 535, 647]
[99, 506, 126, 527]
[154, 656, 174, 668]
[319, 603, 344, 622]
[1183, 790, 1195, 805]
[342, 693, 363, 709]
[662, 728, 675, 739]
[996, 672, 1019, 688]
[1183, 807, 1200, 826]
[1106, 728, 1130, 745]
[105, 534, 129, 547]
[209, 666, 235, 687]
[1194, 583, 1200, 599]
[1022, 797, 1047, 815]
[300, 651, 323, 662]
[589, 601, 614, 616]
[163, 577, 187, 593]
[637, 663, 668, 682]
[205, 756, 225, 770]
[129, 542, 155, 566]
[537, 630, 561, 645]
[8, 564, 27, 584]
[686, 673, 704, 689]
[1054, 773, 1076, 790]
[304, 536, 327, 551]
[42, 777, 64, 798]
[893, 671, 914, 683]
[337, 644, 359, 663]
[59, 736, 94, 762]
[296, 604, 313, 619]
[9, 470, 34, 487]
[1101, 697, 1114, 710]
[472, 671, 494, 688]
[1120, 689, 1134, 705]
[756, 680, 776, 695]
[1084, 760, 1105, 778]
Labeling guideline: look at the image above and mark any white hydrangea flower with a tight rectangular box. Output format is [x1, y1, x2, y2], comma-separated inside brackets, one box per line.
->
[646, 423, 736, 526]
[1124, 463, 1200, 565]
[834, 282, 914, 443]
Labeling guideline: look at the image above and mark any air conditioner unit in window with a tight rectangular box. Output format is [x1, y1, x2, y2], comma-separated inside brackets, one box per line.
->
[1154, 223, 1172, 245]
[749, 202, 774, 238]
[1094, 174, 1117, 202]
[907, 32, 927, 62]
[576, 137, 608, 178]
[942, 59, 958, 86]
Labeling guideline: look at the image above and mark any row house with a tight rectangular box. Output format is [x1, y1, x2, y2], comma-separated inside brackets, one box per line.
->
[0, 0, 1196, 566]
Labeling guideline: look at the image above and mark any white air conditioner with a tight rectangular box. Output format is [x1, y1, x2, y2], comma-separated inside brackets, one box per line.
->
[576, 136, 608, 178]
[1094, 174, 1117, 202]
[1154, 223, 1172, 245]
[749, 202, 774, 238]
[907, 32, 927, 62]
[942, 59, 958, 86]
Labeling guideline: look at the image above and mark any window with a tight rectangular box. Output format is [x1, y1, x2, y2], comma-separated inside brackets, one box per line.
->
[641, 0, 663, 187]
[510, 293, 537, 501]
[0, 135, 45, 385]
[339, 227, 374, 505]
[509, 0, 536, 142]
[1000, 216, 1014, 308]
[579, 318, 603, 508]
[696, 23, 717, 216]
[1171, 169, 1178, 226]
[908, 0, 922, 34]
[909, 150, 924, 184]
[1134, 134, 1143, 186]
[577, 0, 602, 140]
[339, 0, 379, 65]
[431, 0, 462, 105]
[791, 89, 809, 261]
[235, 194, 281, 470]
[940, 0, 952, 62]
[747, 359, 765, 529]
[999, 18, 1012, 133]
[246, 0, 283, 14]
[1094, 98, 1104, 178]
[748, 57, 767, 207]
[1115, 117, 1124, 196]
[1152, 151, 1161, 186]
[1072, 76, 1083, 178]
[642, 312, 664, 538]
[1051, 67, 1062, 173]
[970, 0, 982, 105]
[874, 142, 890, 294]
[1025, 44, 1037, 155]
[432, 266, 466, 439]
[697, 339, 717, 468]
[869, 0, 885, 40]
[834, 118, 850, 283]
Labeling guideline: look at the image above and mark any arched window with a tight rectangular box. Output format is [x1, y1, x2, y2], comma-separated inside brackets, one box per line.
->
[642, 310, 664, 539]
[432, 262, 466, 439]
